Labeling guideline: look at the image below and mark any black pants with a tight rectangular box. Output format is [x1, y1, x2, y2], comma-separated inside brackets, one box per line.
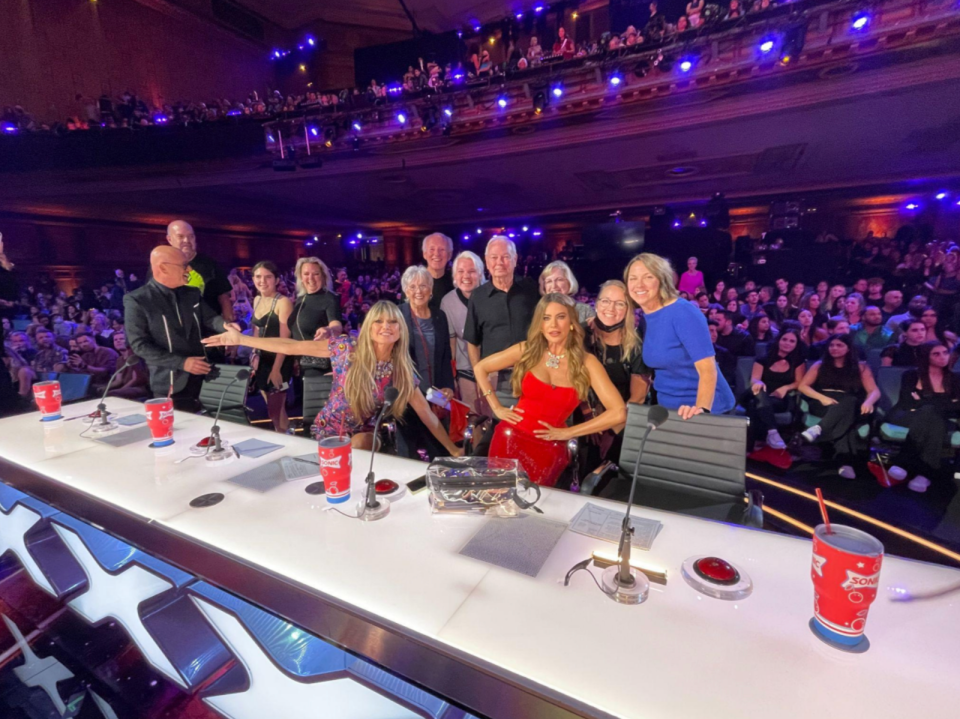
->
[808, 393, 863, 458]
[888, 404, 950, 475]
[394, 405, 447, 461]
[744, 391, 791, 438]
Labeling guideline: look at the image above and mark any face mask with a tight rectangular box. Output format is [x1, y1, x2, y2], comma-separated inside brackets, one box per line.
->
[594, 316, 625, 333]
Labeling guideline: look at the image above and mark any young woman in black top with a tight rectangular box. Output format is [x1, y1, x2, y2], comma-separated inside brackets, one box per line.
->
[799, 334, 880, 478]
[251, 261, 294, 432]
[887, 342, 960, 492]
[288, 257, 342, 377]
[746, 329, 805, 449]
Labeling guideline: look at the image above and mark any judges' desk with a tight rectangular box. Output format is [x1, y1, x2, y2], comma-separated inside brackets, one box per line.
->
[0, 398, 958, 719]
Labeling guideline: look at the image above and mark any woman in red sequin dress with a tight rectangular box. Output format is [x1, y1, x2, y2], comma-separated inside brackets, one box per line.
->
[474, 294, 627, 486]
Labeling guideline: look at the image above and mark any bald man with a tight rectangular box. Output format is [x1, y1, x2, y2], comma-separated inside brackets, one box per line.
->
[167, 220, 234, 321]
[124, 246, 238, 410]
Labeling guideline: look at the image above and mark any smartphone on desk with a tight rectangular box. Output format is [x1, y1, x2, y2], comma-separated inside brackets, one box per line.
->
[406, 475, 427, 494]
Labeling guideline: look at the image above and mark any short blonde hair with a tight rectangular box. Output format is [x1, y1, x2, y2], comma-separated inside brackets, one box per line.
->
[294, 257, 333, 296]
[624, 253, 678, 306]
[452, 251, 487, 288]
[539, 260, 579, 295]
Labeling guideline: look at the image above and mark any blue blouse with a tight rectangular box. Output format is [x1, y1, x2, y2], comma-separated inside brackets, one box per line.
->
[641, 299, 735, 413]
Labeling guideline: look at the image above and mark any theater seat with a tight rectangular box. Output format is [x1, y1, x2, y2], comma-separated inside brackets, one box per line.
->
[876, 367, 960, 449]
[606, 404, 762, 527]
[56, 373, 91, 403]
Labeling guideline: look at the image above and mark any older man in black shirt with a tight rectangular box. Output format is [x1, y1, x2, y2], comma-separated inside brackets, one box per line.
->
[167, 220, 234, 321]
[464, 236, 539, 405]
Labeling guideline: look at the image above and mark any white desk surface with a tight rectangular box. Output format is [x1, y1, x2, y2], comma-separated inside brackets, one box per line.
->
[1, 402, 958, 719]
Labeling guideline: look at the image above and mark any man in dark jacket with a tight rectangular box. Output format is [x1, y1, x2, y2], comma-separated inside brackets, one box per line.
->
[124, 246, 238, 411]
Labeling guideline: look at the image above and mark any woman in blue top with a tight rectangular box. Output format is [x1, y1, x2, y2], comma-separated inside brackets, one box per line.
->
[625, 253, 735, 418]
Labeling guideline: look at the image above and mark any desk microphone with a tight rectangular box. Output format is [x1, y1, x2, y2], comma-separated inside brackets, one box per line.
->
[603, 404, 669, 604]
[361, 386, 399, 521]
[205, 369, 250, 461]
[88, 355, 140, 434]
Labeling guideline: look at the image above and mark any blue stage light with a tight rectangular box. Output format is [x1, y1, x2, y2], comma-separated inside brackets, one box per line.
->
[352, 121, 362, 132]
[935, 192, 948, 200]
[609, 73, 623, 87]
[760, 39, 775, 54]
[497, 95, 508, 109]
[397, 112, 407, 124]
[679, 59, 694, 73]
[852, 12, 870, 30]
[551, 83, 564, 98]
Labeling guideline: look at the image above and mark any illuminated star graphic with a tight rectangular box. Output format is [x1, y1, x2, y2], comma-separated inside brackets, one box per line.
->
[811, 553, 827, 577]
[192, 597, 419, 719]
[857, 562, 865, 569]
[2, 613, 74, 716]
[0, 504, 56, 595]
[89, 690, 119, 719]
[52, 524, 186, 688]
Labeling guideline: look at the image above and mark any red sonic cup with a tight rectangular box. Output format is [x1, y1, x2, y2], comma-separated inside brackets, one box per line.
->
[318, 437, 352, 504]
[144, 398, 175, 447]
[33, 381, 63, 421]
[811, 524, 884, 648]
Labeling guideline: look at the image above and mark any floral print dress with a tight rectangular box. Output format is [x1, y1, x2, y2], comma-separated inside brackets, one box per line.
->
[313, 336, 393, 439]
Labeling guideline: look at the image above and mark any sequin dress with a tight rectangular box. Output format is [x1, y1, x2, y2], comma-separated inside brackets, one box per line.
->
[489, 372, 580, 487]
[313, 336, 393, 439]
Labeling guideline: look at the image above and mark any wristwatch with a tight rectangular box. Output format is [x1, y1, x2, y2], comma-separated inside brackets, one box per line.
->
[698, 407, 711, 414]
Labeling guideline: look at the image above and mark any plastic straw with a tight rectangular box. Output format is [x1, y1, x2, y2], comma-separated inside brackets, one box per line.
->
[815, 488, 832, 534]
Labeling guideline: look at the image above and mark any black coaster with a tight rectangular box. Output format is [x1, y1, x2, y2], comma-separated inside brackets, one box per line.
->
[305, 482, 326, 495]
[808, 618, 870, 654]
[190, 493, 225, 508]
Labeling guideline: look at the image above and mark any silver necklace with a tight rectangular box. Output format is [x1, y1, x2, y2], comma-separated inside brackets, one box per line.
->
[545, 350, 565, 369]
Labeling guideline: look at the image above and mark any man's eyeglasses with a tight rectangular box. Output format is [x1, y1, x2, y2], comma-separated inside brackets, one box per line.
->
[597, 299, 628, 311]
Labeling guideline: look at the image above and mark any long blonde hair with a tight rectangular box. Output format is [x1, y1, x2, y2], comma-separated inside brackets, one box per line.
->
[624, 252, 679, 307]
[343, 301, 416, 421]
[510, 293, 591, 401]
[593, 280, 641, 362]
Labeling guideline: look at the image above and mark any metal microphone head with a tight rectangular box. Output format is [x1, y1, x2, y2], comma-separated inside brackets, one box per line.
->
[647, 405, 669, 429]
[235, 369, 251, 381]
[384, 386, 400, 405]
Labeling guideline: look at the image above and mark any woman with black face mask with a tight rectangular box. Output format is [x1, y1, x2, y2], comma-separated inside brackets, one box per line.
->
[583, 280, 651, 487]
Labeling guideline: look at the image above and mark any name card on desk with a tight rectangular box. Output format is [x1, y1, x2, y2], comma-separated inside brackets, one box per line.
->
[569, 503, 662, 551]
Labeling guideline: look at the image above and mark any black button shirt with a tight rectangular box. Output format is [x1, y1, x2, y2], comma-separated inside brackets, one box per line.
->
[430, 270, 455, 310]
[463, 276, 540, 358]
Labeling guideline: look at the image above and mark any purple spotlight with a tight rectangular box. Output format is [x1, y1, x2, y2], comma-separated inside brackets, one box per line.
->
[699, 219, 708, 227]
[153, 115, 169, 124]
[679, 59, 694, 73]
[476, 228, 483, 234]
[273, 49, 281, 59]
[508, 233, 516, 238]
[352, 121, 362, 132]
[522, 226, 529, 232]
[309, 126, 319, 137]
[936, 192, 948, 200]
[672, 220, 681, 228]
[307, 36, 316, 46]
[397, 112, 407, 124]
[759, 39, 775, 54]
[463, 234, 470, 241]
[534, 5, 544, 14]
[551, 83, 564, 98]
[906, 202, 920, 210]
[516, 12, 524, 20]
[2, 123, 18, 134]
[532, 230, 542, 237]
[497, 95, 508, 109]
[851, 12, 870, 31]
[609, 73, 623, 87]
[356, 232, 363, 239]
[473, 25, 482, 32]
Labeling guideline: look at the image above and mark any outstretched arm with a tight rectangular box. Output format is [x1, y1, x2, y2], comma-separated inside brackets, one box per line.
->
[203, 327, 330, 358]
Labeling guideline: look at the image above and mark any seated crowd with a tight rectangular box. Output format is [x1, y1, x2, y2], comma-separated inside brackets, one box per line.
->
[5, 0, 796, 135]
[4, 223, 960, 497]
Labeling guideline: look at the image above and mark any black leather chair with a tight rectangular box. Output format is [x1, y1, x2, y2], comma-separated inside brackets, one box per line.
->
[302, 373, 333, 435]
[199, 364, 250, 425]
[607, 403, 763, 527]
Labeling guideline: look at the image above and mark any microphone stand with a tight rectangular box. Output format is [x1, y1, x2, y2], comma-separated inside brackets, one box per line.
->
[88, 356, 138, 434]
[360, 390, 397, 522]
[563, 406, 668, 605]
[205, 370, 249, 462]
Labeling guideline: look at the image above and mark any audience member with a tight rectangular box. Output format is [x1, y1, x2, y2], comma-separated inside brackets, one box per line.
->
[400, 266, 454, 397]
[626, 253, 734, 418]
[708, 319, 737, 391]
[746, 329, 805, 449]
[539, 261, 596, 325]
[422, 233, 454, 309]
[107, 330, 149, 399]
[250, 261, 294, 433]
[677, 256, 705, 296]
[850, 306, 893, 352]
[715, 309, 756, 356]
[441, 251, 486, 413]
[167, 220, 234, 321]
[31, 329, 68, 373]
[68, 331, 118, 389]
[882, 320, 927, 367]
[799, 334, 880, 478]
[887, 342, 960, 492]
[289, 257, 342, 378]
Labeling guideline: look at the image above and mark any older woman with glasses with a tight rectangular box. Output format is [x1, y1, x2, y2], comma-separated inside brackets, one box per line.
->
[539, 260, 596, 325]
[399, 266, 454, 400]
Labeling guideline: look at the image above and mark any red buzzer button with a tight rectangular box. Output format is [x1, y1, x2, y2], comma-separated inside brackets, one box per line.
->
[693, 557, 741, 586]
[375, 479, 399, 495]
